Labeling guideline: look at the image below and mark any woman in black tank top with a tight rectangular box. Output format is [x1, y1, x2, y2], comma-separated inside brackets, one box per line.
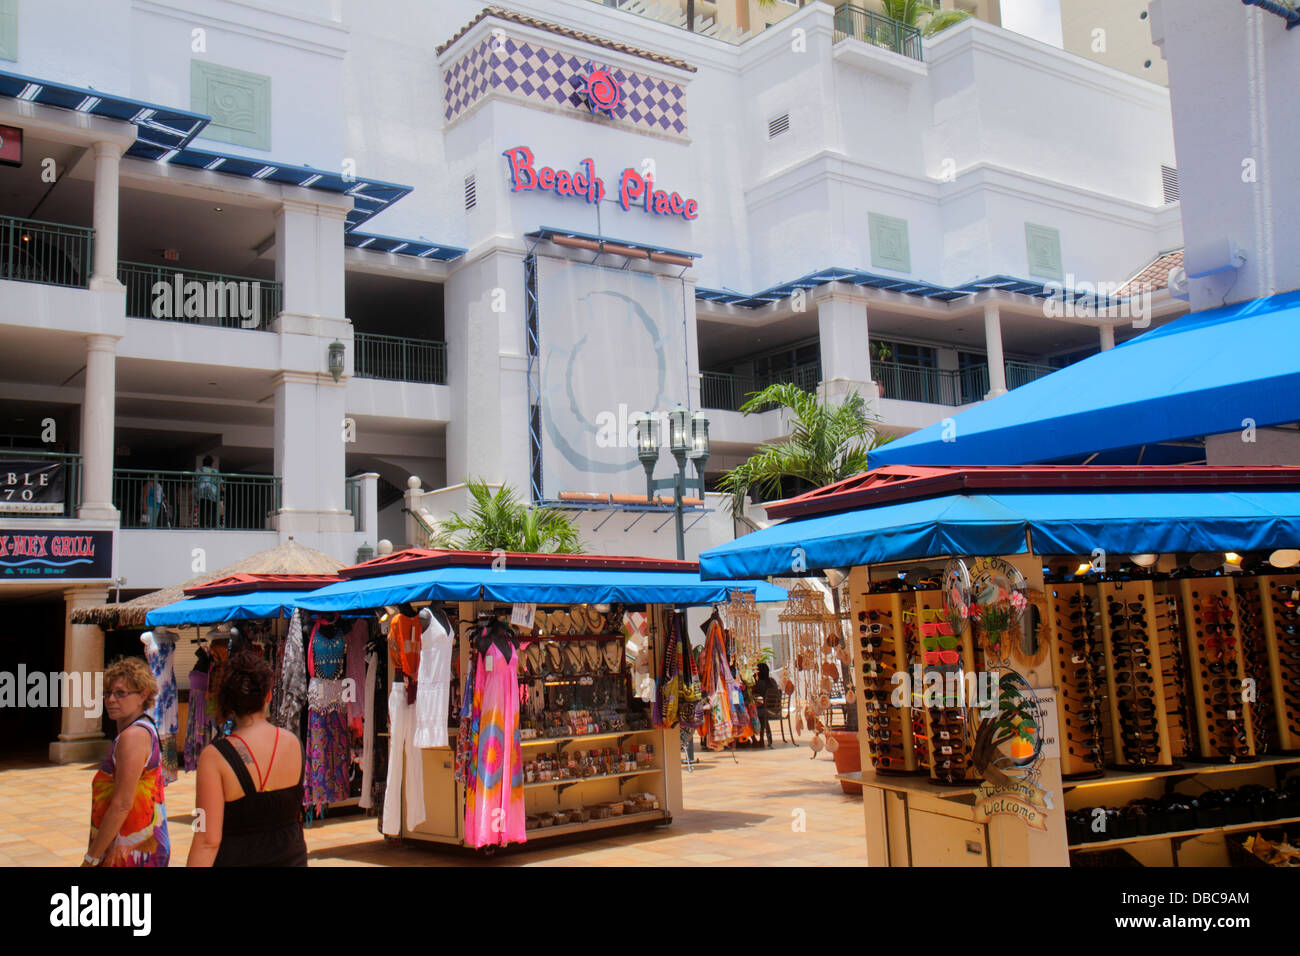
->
[188, 650, 308, 867]
[210, 733, 307, 866]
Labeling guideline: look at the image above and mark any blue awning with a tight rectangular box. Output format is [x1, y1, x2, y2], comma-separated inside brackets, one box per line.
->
[293, 566, 786, 612]
[868, 290, 1300, 467]
[0, 68, 206, 153]
[146, 590, 309, 627]
[698, 490, 1300, 578]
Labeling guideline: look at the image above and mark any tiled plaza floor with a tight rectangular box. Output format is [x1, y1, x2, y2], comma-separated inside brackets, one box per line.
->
[0, 740, 866, 866]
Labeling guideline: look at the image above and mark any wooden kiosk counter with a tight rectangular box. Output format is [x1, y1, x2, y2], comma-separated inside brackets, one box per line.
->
[293, 548, 784, 851]
[699, 465, 1300, 868]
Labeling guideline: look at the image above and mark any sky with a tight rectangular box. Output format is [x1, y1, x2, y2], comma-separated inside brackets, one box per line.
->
[1000, 0, 1064, 48]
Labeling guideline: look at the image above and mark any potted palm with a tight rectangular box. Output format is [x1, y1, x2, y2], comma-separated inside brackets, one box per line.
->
[872, 342, 893, 398]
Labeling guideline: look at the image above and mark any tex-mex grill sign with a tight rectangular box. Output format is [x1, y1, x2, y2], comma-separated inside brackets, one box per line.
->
[503, 146, 699, 220]
[0, 530, 114, 579]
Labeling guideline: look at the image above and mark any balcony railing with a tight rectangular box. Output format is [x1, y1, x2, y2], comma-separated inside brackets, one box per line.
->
[874, 361, 989, 406]
[112, 468, 281, 530]
[353, 332, 447, 384]
[118, 261, 281, 330]
[0, 215, 93, 288]
[1004, 360, 1057, 390]
[833, 4, 925, 62]
[0, 450, 81, 517]
[701, 361, 823, 412]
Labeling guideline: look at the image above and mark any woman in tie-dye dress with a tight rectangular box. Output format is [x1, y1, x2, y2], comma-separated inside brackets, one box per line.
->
[84, 657, 170, 868]
[456, 622, 525, 848]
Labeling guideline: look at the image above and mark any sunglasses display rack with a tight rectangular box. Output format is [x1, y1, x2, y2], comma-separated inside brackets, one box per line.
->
[1098, 581, 1178, 769]
[1151, 588, 1195, 761]
[853, 590, 919, 775]
[1259, 575, 1300, 753]
[1178, 578, 1258, 763]
[1048, 583, 1107, 779]
[913, 589, 978, 787]
[1236, 580, 1275, 754]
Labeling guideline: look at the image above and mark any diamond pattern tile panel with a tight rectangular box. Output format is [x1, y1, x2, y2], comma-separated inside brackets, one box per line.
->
[443, 34, 686, 135]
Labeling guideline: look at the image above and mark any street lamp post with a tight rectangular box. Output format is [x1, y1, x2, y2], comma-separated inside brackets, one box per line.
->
[635, 404, 710, 560]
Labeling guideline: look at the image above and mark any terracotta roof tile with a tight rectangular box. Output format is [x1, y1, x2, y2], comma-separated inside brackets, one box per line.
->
[1115, 248, 1183, 298]
[437, 5, 697, 73]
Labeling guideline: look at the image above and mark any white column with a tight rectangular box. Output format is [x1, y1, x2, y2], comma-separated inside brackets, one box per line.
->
[816, 294, 879, 405]
[49, 587, 112, 764]
[89, 142, 124, 292]
[983, 302, 1008, 398]
[78, 334, 119, 520]
[1099, 324, 1116, 351]
[443, 250, 530, 497]
[272, 370, 351, 533]
[358, 471, 379, 537]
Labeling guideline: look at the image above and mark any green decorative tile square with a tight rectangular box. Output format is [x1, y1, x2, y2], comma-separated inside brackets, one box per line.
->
[869, 212, 911, 273]
[0, 0, 17, 63]
[1025, 223, 1063, 281]
[191, 60, 271, 150]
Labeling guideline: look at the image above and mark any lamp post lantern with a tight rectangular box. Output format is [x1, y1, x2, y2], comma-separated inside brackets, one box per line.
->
[635, 405, 709, 560]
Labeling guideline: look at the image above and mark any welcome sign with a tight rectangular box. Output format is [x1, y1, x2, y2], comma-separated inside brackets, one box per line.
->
[503, 146, 699, 221]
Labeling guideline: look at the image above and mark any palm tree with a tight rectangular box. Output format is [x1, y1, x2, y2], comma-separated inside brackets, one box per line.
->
[718, 383, 891, 516]
[880, 0, 972, 37]
[433, 479, 585, 554]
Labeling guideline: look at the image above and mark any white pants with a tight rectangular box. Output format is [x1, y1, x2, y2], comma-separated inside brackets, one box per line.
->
[359, 652, 378, 810]
[381, 681, 426, 835]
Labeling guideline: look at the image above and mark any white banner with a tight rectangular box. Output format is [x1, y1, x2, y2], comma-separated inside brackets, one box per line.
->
[536, 257, 692, 499]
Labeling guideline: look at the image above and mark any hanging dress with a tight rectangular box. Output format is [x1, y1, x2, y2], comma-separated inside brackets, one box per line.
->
[412, 612, 453, 749]
[183, 647, 214, 772]
[459, 629, 526, 848]
[700, 616, 743, 751]
[142, 631, 179, 785]
[271, 611, 307, 732]
[89, 716, 170, 867]
[303, 620, 351, 811]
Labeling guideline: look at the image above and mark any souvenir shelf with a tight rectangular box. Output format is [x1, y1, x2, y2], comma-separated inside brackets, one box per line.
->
[1096, 580, 1179, 769]
[1257, 574, 1300, 752]
[850, 589, 917, 775]
[1048, 582, 1107, 779]
[1177, 577, 1258, 762]
[912, 588, 978, 787]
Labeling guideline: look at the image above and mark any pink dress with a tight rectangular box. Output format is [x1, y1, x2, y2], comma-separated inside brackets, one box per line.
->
[462, 642, 526, 848]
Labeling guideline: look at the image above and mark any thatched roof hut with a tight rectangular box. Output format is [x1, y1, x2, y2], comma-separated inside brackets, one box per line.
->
[71, 539, 344, 629]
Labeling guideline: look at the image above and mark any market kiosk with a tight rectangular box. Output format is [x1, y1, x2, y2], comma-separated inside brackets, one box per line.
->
[295, 548, 785, 851]
[146, 572, 359, 807]
[700, 465, 1300, 867]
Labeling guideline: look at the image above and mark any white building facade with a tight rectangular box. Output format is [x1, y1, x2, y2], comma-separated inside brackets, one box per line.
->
[0, 0, 1183, 757]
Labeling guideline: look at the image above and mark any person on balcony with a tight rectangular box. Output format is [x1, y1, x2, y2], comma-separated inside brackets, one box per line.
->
[195, 456, 222, 528]
[143, 474, 166, 528]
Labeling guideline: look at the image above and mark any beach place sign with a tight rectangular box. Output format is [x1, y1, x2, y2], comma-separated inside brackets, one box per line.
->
[503, 146, 699, 221]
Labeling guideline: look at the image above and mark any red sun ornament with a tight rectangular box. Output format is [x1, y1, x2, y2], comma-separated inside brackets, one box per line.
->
[586, 69, 622, 115]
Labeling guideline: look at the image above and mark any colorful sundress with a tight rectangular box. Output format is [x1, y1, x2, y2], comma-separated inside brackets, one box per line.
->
[303, 620, 351, 811]
[182, 668, 215, 772]
[459, 639, 526, 848]
[143, 632, 179, 784]
[89, 716, 170, 867]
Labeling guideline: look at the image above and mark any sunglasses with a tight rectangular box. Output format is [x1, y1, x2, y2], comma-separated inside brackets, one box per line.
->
[923, 634, 960, 651]
[924, 650, 961, 666]
[1108, 601, 1146, 612]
